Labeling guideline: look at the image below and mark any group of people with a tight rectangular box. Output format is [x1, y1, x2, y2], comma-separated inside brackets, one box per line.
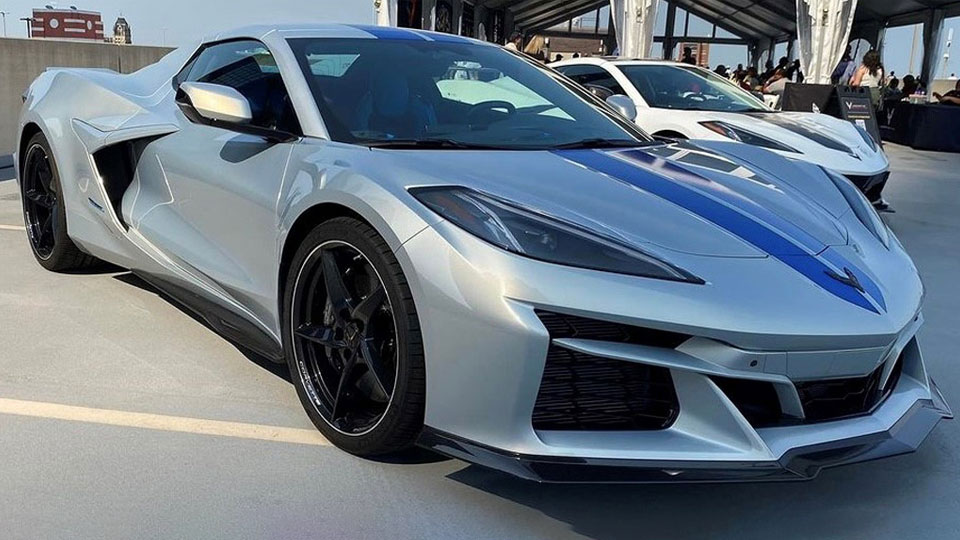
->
[709, 55, 803, 96]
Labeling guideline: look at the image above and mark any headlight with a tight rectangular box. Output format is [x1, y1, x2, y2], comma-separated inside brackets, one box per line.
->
[411, 186, 702, 283]
[700, 121, 802, 154]
[823, 168, 890, 248]
[854, 124, 878, 152]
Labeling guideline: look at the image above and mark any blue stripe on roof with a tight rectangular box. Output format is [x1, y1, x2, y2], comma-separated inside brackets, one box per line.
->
[349, 25, 429, 41]
[418, 31, 477, 44]
[554, 149, 884, 314]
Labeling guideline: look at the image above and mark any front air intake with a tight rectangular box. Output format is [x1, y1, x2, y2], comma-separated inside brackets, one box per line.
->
[532, 311, 684, 431]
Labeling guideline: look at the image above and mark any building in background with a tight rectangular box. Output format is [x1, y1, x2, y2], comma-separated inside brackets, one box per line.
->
[30, 6, 103, 41]
[678, 42, 710, 66]
[111, 16, 131, 44]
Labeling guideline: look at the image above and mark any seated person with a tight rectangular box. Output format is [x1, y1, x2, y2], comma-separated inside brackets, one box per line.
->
[933, 80, 960, 105]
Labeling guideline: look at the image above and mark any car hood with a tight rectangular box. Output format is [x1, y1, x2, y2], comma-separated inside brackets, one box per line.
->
[700, 110, 882, 165]
[380, 140, 851, 259]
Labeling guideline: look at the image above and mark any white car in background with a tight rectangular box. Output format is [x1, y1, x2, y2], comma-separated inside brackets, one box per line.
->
[553, 58, 891, 203]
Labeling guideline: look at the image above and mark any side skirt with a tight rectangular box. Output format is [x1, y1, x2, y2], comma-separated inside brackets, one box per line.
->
[133, 271, 285, 363]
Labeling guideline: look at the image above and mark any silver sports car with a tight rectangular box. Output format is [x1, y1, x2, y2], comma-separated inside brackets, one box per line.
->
[15, 24, 951, 482]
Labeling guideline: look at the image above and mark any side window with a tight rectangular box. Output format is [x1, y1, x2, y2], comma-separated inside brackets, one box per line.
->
[175, 40, 300, 134]
[556, 65, 625, 95]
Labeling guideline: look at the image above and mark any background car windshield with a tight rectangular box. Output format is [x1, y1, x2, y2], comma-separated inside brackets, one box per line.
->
[618, 64, 769, 112]
[287, 38, 649, 148]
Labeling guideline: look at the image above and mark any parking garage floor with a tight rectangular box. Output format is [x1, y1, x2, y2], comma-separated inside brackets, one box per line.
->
[0, 144, 957, 540]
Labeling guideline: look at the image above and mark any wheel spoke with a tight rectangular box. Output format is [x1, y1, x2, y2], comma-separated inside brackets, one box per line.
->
[37, 160, 54, 195]
[24, 189, 53, 209]
[295, 323, 345, 349]
[40, 213, 53, 237]
[321, 250, 353, 318]
[358, 338, 389, 397]
[330, 359, 360, 422]
[351, 284, 385, 324]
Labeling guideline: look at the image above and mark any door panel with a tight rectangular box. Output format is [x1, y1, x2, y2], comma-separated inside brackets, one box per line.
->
[133, 127, 295, 330]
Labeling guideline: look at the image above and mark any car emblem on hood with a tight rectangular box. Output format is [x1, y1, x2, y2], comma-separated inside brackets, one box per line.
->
[825, 267, 865, 293]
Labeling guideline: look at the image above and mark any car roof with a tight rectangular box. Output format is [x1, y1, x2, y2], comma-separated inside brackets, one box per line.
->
[552, 57, 703, 69]
[203, 23, 494, 47]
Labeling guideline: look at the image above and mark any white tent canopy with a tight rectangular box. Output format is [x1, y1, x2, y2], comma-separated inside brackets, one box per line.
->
[796, 0, 858, 84]
[610, 0, 659, 58]
[374, 0, 398, 27]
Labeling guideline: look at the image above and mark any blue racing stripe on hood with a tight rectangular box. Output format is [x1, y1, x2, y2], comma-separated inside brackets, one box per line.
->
[554, 149, 885, 314]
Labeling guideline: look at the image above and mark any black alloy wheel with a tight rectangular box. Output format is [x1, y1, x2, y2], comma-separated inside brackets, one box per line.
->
[19, 132, 99, 271]
[284, 218, 424, 455]
[21, 140, 59, 260]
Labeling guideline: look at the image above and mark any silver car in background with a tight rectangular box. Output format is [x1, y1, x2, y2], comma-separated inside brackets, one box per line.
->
[15, 24, 950, 482]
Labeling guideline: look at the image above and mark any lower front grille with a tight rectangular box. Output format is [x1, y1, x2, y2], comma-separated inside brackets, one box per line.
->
[532, 346, 679, 431]
[797, 358, 902, 422]
[845, 171, 890, 202]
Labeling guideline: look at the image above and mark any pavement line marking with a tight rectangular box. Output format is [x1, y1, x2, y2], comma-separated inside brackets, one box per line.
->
[0, 398, 331, 447]
[0, 224, 25, 231]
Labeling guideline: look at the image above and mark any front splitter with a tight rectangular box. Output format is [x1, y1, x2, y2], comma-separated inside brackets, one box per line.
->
[418, 394, 951, 484]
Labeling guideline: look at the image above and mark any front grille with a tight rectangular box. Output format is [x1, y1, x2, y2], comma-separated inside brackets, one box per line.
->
[845, 171, 890, 202]
[796, 357, 902, 422]
[532, 311, 683, 431]
[532, 347, 679, 431]
[710, 377, 784, 428]
[715, 356, 903, 428]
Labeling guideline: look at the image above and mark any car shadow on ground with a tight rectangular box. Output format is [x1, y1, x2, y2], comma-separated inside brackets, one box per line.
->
[111, 270, 451, 467]
[112, 271, 290, 382]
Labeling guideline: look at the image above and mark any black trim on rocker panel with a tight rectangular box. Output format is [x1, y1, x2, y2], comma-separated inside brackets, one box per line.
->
[133, 271, 284, 362]
[92, 137, 163, 229]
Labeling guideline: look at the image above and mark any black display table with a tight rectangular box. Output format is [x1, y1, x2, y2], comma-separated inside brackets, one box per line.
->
[882, 102, 960, 153]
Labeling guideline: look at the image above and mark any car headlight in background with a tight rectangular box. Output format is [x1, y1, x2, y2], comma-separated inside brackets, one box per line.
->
[699, 121, 801, 154]
[823, 168, 890, 249]
[854, 124, 879, 152]
[411, 187, 703, 283]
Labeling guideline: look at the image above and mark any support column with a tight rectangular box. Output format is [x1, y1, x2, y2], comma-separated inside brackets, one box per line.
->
[921, 9, 946, 92]
[663, 2, 677, 60]
[422, 0, 437, 30]
[610, 0, 659, 58]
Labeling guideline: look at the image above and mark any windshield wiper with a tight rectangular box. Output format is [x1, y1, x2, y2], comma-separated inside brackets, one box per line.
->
[362, 138, 506, 150]
[550, 138, 648, 150]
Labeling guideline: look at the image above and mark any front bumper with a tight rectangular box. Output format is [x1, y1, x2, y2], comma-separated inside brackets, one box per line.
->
[400, 222, 945, 483]
[420, 384, 951, 482]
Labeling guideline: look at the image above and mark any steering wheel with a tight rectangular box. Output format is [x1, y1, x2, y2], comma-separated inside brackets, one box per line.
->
[682, 92, 707, 102]
[467, 100, 517, 125]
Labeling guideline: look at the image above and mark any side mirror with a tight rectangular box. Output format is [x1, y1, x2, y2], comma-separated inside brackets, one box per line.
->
[176, 82, 297, 143]
[177, 82, 252, 124]
[605, 94, 637, 122]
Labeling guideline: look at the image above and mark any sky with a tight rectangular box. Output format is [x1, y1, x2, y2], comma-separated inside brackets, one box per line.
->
[0, 1, 957, 78]
[0, 0, 373, 46]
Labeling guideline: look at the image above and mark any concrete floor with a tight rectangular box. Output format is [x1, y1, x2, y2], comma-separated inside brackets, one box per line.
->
[0, 144, 957, 540]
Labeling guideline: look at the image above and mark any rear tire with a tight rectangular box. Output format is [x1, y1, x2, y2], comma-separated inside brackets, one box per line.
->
[20, 132, 100, 272]
[282, 217, 425, 455]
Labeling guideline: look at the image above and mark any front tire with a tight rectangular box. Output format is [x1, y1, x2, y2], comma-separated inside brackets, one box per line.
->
[20, 132, 99, 272]
[282, 217, 425, 455]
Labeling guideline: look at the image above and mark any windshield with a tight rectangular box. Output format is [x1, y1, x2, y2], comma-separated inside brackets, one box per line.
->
[287, 38, 651, 149]
[617, 64, 770, 113]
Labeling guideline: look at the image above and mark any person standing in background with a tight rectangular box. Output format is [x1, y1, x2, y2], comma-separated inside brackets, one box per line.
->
[680, 47, 696, 65]
[832, 45, 856, 85]
[850, 50, 884, 88]
[504, 32, 522, 51]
